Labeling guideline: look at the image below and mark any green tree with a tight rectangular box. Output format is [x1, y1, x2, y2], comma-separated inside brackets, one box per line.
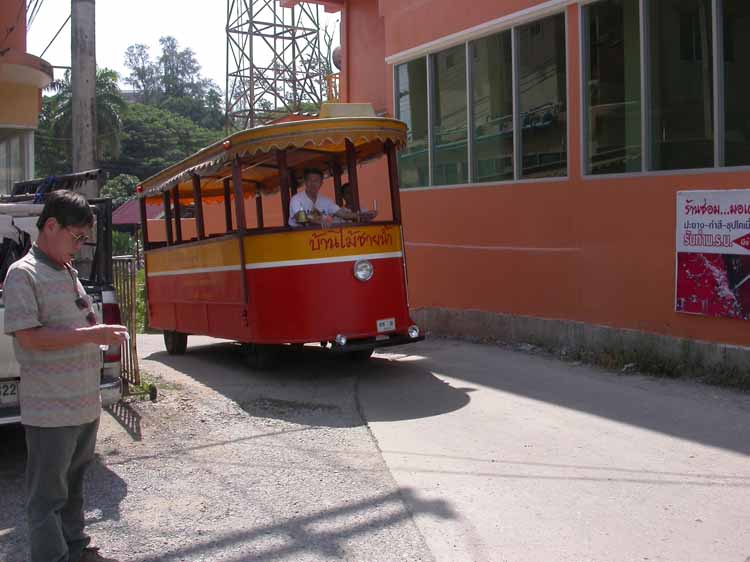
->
[124, 44, 161, 104]
[124, 37, 224, 128]
[35, 96, 71, 176]
[101, 174, 140, 209]
[103, 103, 223, 180]
[35, 68, 127, 176]
[112, 230, 136, 256]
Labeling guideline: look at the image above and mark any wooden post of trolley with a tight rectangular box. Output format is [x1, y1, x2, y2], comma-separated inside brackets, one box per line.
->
[231, 157, 247, 232]
[191, 174, 206, 240]
[223, 178, 233, 232]
[331, 162, 343, 206]
[345, 139, 361, 211]
[277, 149, 291, 226]
[385, 139, 402, 224]
[139, 196, 150, 250]
[162, 191, 173, 245]
[172, 187, 182, 243]
[254, 182, 264, 229]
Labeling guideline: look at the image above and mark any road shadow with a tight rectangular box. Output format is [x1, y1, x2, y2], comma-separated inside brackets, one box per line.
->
[142, 340, 471, 428]
[128, 486, 454, 562]
[142, 334, 750, 455]
[105, 401, 143, 441]
[381, 338, 750, 457]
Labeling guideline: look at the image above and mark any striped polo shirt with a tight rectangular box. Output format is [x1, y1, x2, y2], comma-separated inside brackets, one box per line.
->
[3, 245, 102, 427]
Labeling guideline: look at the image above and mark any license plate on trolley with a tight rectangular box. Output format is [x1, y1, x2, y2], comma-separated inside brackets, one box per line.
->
[0, 381, 19, 406]
[376, 317, 396, 333]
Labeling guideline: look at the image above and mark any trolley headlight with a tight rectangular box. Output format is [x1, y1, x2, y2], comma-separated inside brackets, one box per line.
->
[408, 325, 420, 339]
[353, 259, 374, 282]
[335, 334, 347, 346]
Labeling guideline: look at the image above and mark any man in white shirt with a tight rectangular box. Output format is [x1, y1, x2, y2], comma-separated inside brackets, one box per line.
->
[288, 169, 359, 227]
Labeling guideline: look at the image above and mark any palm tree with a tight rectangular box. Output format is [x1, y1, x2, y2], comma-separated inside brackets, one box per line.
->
[47, 67, 127, 161]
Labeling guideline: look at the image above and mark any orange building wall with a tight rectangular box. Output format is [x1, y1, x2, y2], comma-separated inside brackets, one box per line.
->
[341, 0, 750, 348]
[0, 0, 27, 52]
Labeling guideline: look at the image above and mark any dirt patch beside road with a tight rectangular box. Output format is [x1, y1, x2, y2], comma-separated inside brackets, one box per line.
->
[0, 336, 437, 562]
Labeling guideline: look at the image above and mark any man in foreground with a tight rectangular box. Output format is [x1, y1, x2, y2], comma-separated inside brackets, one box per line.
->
[3, 190, 128, 562]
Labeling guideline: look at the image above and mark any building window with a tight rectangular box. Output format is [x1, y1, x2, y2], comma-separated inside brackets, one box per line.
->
[471, 31, 514, 182]
[650, 0, 714, 171]
[431, 45, 468, 186]
[724, 0, 750, 166]
[518, 13, 567, 178]
[396, 58, 429, 188]
[0, 129, 33, 194]
[396, 12, 568, 188]
[585, 0, 642, 175]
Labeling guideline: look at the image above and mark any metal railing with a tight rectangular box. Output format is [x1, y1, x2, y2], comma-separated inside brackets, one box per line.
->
[112, 256, 140, 390]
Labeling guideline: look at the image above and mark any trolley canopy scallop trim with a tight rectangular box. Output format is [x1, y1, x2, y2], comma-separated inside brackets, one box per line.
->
[136, 117, 408, 202]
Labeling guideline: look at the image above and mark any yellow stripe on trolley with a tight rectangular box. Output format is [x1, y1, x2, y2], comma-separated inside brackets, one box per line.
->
[146, 238, 242, 274]
[146, 225, 402, 276]
[244, 225, 402, 264]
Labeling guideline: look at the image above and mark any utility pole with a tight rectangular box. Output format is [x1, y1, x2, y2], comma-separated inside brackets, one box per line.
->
[71, 0, 98, 198]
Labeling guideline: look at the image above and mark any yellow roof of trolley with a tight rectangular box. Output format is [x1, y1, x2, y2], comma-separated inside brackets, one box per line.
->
[137, 108, 407, 202]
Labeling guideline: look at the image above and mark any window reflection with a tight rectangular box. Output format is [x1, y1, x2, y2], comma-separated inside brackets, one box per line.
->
[725, 0, 750, 167]
[586, 0, 641, 174]
[432, 45, 468, 185]
[397, 59, 429, 188]
[472, 31, 514, 182]
[650, 0, 713, 170]
[518, 13, 568, 178]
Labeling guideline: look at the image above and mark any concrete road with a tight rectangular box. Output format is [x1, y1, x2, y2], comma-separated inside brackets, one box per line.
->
[359, 338, 750, 562]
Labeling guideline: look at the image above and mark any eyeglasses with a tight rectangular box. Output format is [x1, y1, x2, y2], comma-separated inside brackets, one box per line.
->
[66, 229, 89, 244]
[75, 297, 97, 326]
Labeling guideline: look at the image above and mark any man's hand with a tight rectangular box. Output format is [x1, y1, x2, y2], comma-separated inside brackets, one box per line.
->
[82, 324, 129, 347]
[15, 324, 130, 351]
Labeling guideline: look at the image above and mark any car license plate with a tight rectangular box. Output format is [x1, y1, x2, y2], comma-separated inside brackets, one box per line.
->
[376, 317, 395, 333]
[0, 381, 19, 406]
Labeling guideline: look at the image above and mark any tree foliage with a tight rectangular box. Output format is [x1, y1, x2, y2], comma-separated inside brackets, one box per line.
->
[123, 36, 224, 129]
[35, 68, 127, 176]
[103, 103, 223, 180]
[36, 40, 226, 181]
[101, 174, 140, 209]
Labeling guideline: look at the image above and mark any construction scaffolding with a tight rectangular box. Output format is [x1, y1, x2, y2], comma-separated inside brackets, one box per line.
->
[226, 0, 325, 130]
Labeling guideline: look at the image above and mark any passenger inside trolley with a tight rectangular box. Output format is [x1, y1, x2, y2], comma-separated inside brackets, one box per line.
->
[289, 169, 360, 227]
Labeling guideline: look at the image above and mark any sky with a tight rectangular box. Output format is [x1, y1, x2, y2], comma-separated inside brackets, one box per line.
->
[26, 1, 341, 92]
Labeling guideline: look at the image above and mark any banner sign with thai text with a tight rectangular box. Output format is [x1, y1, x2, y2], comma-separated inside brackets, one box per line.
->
[676, 190, 750, 319]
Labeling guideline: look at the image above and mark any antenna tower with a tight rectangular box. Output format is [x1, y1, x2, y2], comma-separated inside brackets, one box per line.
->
[226, 0, 325, 130]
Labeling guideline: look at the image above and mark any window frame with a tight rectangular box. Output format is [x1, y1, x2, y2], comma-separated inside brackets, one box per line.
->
[394, 8, 570, 190]
[393, 0, 750, 188]
[580, 0, 737, 178]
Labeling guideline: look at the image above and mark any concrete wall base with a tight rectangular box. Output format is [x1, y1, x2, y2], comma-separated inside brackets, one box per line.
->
[412, 308, 750, 385]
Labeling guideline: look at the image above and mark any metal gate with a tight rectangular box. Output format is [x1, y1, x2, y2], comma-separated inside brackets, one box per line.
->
[113, 256, 140, 389]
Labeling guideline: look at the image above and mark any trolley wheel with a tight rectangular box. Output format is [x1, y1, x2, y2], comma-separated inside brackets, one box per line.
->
[347, 348, 374, 361]
[244, 344, 279, 370]
[164, 330, 188, 355]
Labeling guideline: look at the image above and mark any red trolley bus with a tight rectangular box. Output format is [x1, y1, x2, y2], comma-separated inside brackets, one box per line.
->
[137, 108, 423, 366]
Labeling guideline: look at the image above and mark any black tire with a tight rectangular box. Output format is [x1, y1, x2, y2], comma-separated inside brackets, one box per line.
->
[164, 330, 188, 355]
[244, 344, 279, 370]
[347, 348, 374, 361]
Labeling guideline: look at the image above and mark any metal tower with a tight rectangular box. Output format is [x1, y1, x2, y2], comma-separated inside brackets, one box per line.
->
[226, 0, 325, 130]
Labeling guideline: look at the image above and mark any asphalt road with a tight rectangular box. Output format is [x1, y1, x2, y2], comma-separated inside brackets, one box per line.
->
[2, 334, 749, 562]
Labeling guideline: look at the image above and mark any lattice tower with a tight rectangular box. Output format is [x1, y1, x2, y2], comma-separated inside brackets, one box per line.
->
[226, 0, 325, 130]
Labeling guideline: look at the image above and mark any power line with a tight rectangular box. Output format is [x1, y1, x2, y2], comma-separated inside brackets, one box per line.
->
[27, 0, 47, 32]
[40, 13, 70, 58]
